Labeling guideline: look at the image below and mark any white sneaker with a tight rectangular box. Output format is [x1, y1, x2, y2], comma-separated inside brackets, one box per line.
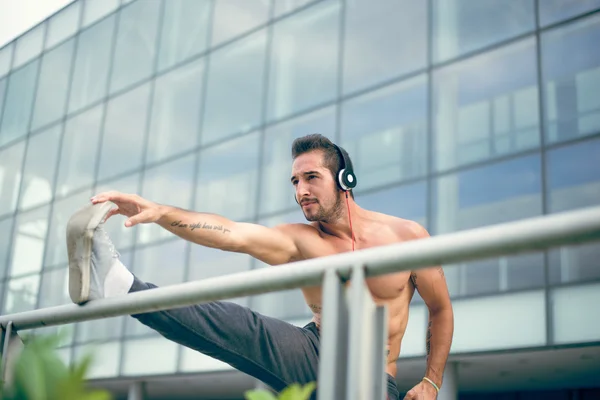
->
[66, 202, 132, 304]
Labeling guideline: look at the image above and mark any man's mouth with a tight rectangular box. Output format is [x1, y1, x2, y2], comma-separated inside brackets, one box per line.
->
[301, 200, 317, 207]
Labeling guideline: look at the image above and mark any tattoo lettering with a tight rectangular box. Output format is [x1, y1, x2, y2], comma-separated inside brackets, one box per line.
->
[170, 220, 231, 234]
[437, 267, 445, 277]
[410, 272, 418, 289]
[426, 321, 432, 356]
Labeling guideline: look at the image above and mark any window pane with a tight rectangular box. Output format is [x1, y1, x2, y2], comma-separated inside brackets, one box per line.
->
[8, 205, 50, 277]
[2, 275, 40, 314]
[46, 1, 81, 49]
[69, 15, 116, 113]
[126, 240, 188, 336]
[355, 182, 427, 228]
[196, 132, 260, 221]
[259, 106, 336, 216]
[0, 44, 13, 77]
[0, 217, 15, 279]
[122, 337, 177, 375]
[44, 190, 92, 268]
[98, 84, 150, 181]
[0, 60, 39, 146]
[250, 211, 312, 319]
[212, 0, 270, 47]
[147, 59, 205, 164]
[18, 124, 62, 210]
[539, 0, 600, 27]
[267, 0, 341, 122]
[0, 78, 5, 126]
[137, 155, 196, 245]
[274, 0, 316, 17]
[547, 138, 600, 285]
[433, 155, 544, 298]
[343, 0, 427, 94]
[94, 174, 140, 250]
[541, 14, 600, 144]
[202, 30, 266, 145]
[0, 141, 26, 218]
[74, 341, 121, 379]
[13, 24, 45, 69]
[340, 75, 427, 191]
[432, 0, 535, 63]
[158, 0, 211, 71]
[82, 0, 119, 28]
[109, 0, 160, 93]
[433, 38, 540, 172]
[31, 39, 75, 131]
[55, 105, 103, 197]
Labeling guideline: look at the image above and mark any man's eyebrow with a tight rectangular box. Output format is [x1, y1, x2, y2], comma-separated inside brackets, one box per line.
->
[290, 171, 321, 182]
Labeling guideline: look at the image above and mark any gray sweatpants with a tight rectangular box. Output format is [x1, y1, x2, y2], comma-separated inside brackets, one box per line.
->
[129, 277, 400, 399]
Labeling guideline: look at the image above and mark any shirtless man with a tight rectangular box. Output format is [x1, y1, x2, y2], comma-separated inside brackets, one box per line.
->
[66, 134, 453, 400]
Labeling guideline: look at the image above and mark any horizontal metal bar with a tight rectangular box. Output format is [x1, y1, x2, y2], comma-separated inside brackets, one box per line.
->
[1, 205, 600, 331]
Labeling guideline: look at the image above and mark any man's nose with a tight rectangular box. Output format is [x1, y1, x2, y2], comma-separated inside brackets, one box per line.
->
[296, 181, 310, 199]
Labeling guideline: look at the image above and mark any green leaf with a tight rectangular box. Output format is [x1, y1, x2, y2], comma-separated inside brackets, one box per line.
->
[299, 382, 316, 400]
[244, 389, 278, 400]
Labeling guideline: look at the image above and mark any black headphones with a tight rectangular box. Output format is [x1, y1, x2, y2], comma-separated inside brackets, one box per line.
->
[294, 144, 357, 204]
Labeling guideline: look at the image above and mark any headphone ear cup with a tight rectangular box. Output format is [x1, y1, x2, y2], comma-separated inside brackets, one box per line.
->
[338, 168, 357, 191]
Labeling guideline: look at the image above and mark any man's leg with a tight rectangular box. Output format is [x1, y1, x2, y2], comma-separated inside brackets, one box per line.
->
[67, 203, 319, 392]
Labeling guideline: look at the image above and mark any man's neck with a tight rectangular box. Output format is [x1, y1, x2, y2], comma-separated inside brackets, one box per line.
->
[318, 200, 363, 242]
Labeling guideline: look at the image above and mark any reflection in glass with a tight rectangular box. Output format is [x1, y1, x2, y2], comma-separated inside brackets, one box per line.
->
[0, 78, 6, 121]
[274, 0, 316, 17]
[82, 0, 120, 28]
[13, 24, 45, 69]
[95, 174, 140, 250]
[55, 105, 103, 197]
[73, 341, 121, 379]
[343, 0, 427, 94]
[0, 60, 39, 146]
[0, 218, 15, 279]
[202, 30, 266, 145]
[340, 76, 427, 191]
[0, 44, 13, 77]
[432, 0, 535, 63]
[547, 138, 600, 285]
[539, 0, 600, 27]
[260, 106, 336, 216]
[196, 132, 260, 221]
[109, 0, 160, 93]
[0, 142, 26, 218]
[68, 15, 116, 113]
[158, 0, 211, 71]
[126, 240, 187, 336]
[45, 190, 92, 268]
[542, 14, 600, 144]
[3, 275, 40, 314]
[38, 267, 69, 307]
[31, 39, 74, 131]
[98, 84, 151, 181]
[147, 59, 205, 163]
[355, 182, 427, 228]
[433, 38, 539, 172]
[18, 124, 62, 210]
[433, 155, 544, 298]
[211, 0, 270, 46]
[46, 1, 81, 49]
[250, 211, 312, 319]
[9, 205, 50, 277]
[122, 337, 178, 375]
[268, 0, 341, 121]
[137, 154, 196, 245]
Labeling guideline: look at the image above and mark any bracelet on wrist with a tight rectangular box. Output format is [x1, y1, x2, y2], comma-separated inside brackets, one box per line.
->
[422, 377, 440, 393]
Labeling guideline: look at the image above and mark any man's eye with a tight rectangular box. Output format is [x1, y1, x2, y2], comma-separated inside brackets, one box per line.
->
[308, 175, 316, 180]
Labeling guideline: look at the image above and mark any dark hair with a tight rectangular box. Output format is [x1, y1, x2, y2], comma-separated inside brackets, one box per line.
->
[291, 134, 355, 198]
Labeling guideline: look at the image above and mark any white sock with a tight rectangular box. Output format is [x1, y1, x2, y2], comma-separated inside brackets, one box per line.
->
[103, 259, 134, 298]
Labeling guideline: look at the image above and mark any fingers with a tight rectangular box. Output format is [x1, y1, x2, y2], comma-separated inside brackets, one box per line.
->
[125, 209, 155, 228]
[91, 190, 137, 205]
[403, 390, 418, 400]
[103, 207, 122, 223]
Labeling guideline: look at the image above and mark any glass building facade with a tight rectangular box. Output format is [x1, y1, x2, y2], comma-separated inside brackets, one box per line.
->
[0, 0, 599, 398]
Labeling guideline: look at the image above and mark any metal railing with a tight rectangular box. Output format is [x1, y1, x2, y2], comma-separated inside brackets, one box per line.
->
[2, 205, 600, 399]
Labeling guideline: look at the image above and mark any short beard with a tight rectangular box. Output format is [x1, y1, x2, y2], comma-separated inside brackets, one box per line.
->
[304, 192, 344, 223]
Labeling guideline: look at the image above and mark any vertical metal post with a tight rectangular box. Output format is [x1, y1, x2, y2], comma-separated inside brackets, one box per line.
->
[1, 321, 14, 381]
[1, 322, 23, 387]
[128, 381, 144, 400]
[346, 264, 388, 400]
[317, 268, 349, 400]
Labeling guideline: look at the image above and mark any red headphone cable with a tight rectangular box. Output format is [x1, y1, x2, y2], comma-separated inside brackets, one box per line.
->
[345, 191, 355, 252]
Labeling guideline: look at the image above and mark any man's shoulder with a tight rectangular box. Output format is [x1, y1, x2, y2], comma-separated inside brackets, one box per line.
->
[273, 221, 321, 238]
[371, 212, 429, 240]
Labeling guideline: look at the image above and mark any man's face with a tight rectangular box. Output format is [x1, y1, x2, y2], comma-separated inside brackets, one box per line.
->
[291, 150, 343, 222]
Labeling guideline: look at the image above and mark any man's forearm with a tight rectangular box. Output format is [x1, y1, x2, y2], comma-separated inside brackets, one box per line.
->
[156, 205, 237, 250]
[424, 307, 454, 388]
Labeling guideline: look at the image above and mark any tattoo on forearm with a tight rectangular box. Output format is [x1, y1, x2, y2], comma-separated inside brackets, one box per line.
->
[426, 321, 432, 356]
[437, 267, 445, 277]
[171, 220, 231, 234]
[410, 272, 418, 289]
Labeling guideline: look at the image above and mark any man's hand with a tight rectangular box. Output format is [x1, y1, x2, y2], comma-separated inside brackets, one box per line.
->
[91, 191, 164, 227]
[403, 380, 438, 399]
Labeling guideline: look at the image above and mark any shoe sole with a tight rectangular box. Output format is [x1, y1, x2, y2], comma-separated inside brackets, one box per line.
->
[66, 202, 113, 304]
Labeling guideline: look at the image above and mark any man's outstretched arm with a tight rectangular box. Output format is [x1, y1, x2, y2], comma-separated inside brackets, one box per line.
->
[91, 191, 300, 266]
[405, 223, 454, 399]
